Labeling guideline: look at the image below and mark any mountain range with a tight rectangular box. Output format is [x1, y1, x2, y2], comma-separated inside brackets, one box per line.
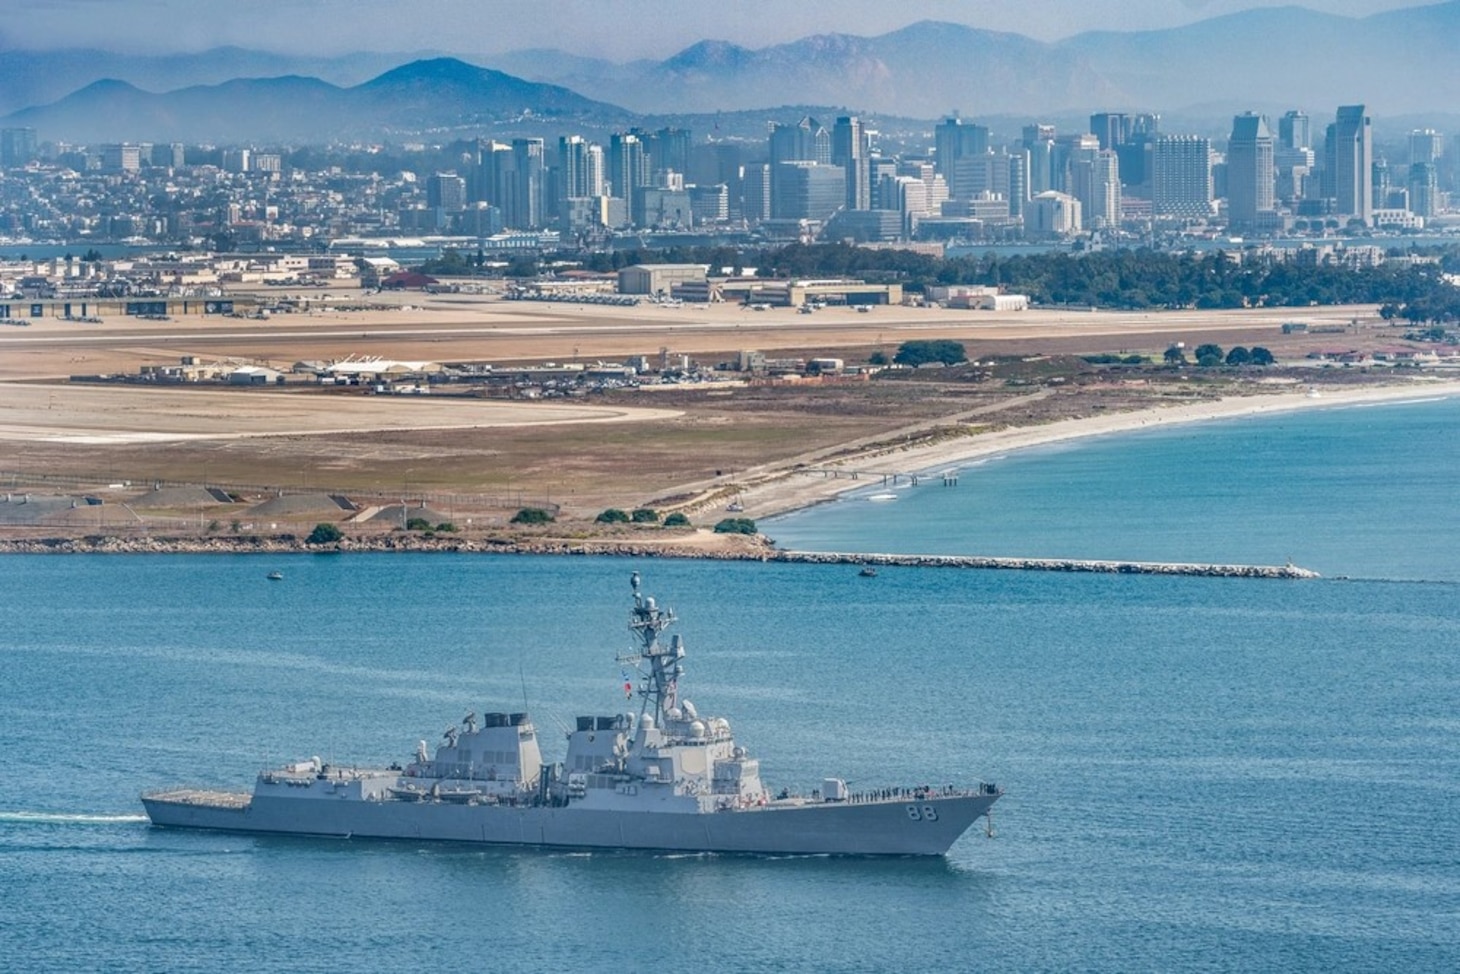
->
[2, 2, 1457, 143]
[1, 59, 631, 143]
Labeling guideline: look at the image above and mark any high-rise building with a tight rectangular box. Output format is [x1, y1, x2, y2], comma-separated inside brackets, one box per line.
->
[221, 148, 250, 173]
[651, 127, 692, 178]
[1, 127, 38, 168]
[1227, 113, 1276, 231]
[426, 172, 467, 211]
[101, 143, 143, 173]
[935, 117, 989, 180]
[1151, 135, 1212, 218]
[557, 136, 603, 200]
[1069, 148, 1121, 229]
[951, 150, 1013, 201]
[509, 138, 545, 229]
[742, 163, 772, 223]
[771, 161, 845, 222]
[1328, 105, 1372, 222]
[1089, 113, 1131, 151]
[769, 118, 830, 167]
[1409, 129, 1444, 166]
[151, 143, 185, 169]
[1278, 110, 1310, 151]
[832, 116, 871, 211]
[609, 133, 650, 220]
[1408, 163, 1438, 218]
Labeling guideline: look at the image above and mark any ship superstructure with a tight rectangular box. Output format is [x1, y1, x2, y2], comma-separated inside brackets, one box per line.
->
[143, 574, 1001, 855]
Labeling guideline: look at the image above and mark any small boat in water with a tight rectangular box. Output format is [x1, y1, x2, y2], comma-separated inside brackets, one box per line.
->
[266, 571, 283, 581]
[858, 567, 878, 578]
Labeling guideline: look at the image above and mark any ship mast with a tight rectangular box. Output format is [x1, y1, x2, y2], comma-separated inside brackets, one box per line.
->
[618, 572, 685, 723]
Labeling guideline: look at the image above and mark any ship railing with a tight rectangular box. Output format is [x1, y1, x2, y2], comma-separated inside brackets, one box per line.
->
[838, 784, 996, 805]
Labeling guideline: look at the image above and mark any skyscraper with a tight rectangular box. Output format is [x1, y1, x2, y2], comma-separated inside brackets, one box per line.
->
[509, 138, 545, 229]
[832, 116, 871, 211]
[609, 132, 650, 219]
[769, 118, 830, 167]
[770, 161, 845, 222]
[1408, 163, 1438, 219]
[1409, 129, 1444, 166]
[1278, 110, 1310, 151]
[1329, 105, 1372, 223]
[1227, 113, 1276, 231]
[0, 127, 38, 168]
[1151, 135, 1213, 218]
[935, 117, 989, 181]
[1089, 113, 1131, 152]
[1069, 148, 1121, 229]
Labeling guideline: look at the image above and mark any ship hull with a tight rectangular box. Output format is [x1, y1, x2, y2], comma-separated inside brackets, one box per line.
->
[142, 791, 997, 856]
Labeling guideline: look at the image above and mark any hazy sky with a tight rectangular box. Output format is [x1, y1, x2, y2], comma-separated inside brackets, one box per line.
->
[0, 0, 1428, 58]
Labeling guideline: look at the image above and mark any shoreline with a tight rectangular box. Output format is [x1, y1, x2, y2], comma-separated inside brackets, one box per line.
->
[2, 377, 1455, 560]
[741, 379, 1460, 524]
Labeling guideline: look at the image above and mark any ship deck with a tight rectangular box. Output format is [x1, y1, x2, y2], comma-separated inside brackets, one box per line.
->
[143, 789, 252, 809]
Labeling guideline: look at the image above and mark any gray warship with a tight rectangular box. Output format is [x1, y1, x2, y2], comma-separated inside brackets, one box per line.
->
[143, 573, 1002, 855]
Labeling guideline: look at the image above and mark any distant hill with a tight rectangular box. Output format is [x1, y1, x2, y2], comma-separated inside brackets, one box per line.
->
[2, 1, 1456, 140]
[483, 22, 1119, 117]
[0, 47, 417, 117]
[0, 58, 631, 143]
[1060, 1, 1460, 115]
[483, 3, 1460, 117]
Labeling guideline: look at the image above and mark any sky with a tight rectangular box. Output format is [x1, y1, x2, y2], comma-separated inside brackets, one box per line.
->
[0, 0, 1430, 58]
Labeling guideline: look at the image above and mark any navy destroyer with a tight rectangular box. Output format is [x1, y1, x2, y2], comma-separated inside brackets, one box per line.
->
[143, 573, 1001, 855]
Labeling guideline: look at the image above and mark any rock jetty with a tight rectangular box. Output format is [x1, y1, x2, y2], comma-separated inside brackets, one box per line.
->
[0, 534, 1318, 578]
[780, 550, 1320, 579]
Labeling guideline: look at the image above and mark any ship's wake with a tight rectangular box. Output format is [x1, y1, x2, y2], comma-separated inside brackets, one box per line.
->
[0, 810, 149, 825]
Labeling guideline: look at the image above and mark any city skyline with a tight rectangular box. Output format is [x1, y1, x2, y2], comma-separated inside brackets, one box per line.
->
[0, 0, 1428, 59]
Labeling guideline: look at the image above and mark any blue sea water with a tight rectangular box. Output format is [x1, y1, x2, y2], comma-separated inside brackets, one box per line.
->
[769, 396, 1460, 583]
[3, 401, 1459, 973]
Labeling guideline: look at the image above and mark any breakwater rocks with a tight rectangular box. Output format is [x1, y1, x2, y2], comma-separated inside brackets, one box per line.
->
[781, 551, 1320, 579]
[0, 535, 1319, 578]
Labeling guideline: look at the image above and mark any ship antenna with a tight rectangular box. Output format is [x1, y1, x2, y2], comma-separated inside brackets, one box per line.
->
[617, 572, 680, 723]
[518, 659, 531, 716]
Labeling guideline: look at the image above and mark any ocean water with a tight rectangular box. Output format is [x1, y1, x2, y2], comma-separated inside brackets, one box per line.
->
[768, 396, 1460, 584]
[2, 403, 1459, 972]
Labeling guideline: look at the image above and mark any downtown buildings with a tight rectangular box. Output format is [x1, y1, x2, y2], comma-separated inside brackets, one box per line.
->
[0, 98, 1452, 252]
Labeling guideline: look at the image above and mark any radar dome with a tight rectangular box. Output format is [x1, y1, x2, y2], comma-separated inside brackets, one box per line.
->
[667, 707, 683, 722]
[640, 714, 656, 730]
[689, 720, 707, 738]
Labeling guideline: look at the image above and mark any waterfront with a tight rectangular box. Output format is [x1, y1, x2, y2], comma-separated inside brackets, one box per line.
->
[769, 394, 1460, 583]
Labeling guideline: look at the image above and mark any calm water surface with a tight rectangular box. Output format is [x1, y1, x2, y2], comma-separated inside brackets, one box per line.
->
[3, 401, 1459, 972]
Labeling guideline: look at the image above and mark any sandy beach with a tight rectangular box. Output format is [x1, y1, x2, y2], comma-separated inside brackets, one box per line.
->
[735, 379, 1460, 522]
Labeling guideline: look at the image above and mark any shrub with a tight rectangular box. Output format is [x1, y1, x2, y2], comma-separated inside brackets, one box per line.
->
[596, 508, 630, 524]
[894, 339, 966, 367]
[306, 523, 343, 545]
[434, 522, 457, 533]
[511, 507, 555, 525]
[630, 508, 659, 523]
[663, 512, 692, 527]
[405, 517, 432, 531]
[713, 517, 758, 535]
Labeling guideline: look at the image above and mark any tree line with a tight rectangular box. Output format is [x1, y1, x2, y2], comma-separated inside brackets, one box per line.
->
[413, 241, 1460, 318]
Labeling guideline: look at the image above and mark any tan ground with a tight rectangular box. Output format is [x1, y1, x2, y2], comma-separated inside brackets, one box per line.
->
[0, 289, 1440, 546]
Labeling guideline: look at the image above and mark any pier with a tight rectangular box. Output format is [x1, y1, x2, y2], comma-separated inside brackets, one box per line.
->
[777, 550, 1319, 579]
